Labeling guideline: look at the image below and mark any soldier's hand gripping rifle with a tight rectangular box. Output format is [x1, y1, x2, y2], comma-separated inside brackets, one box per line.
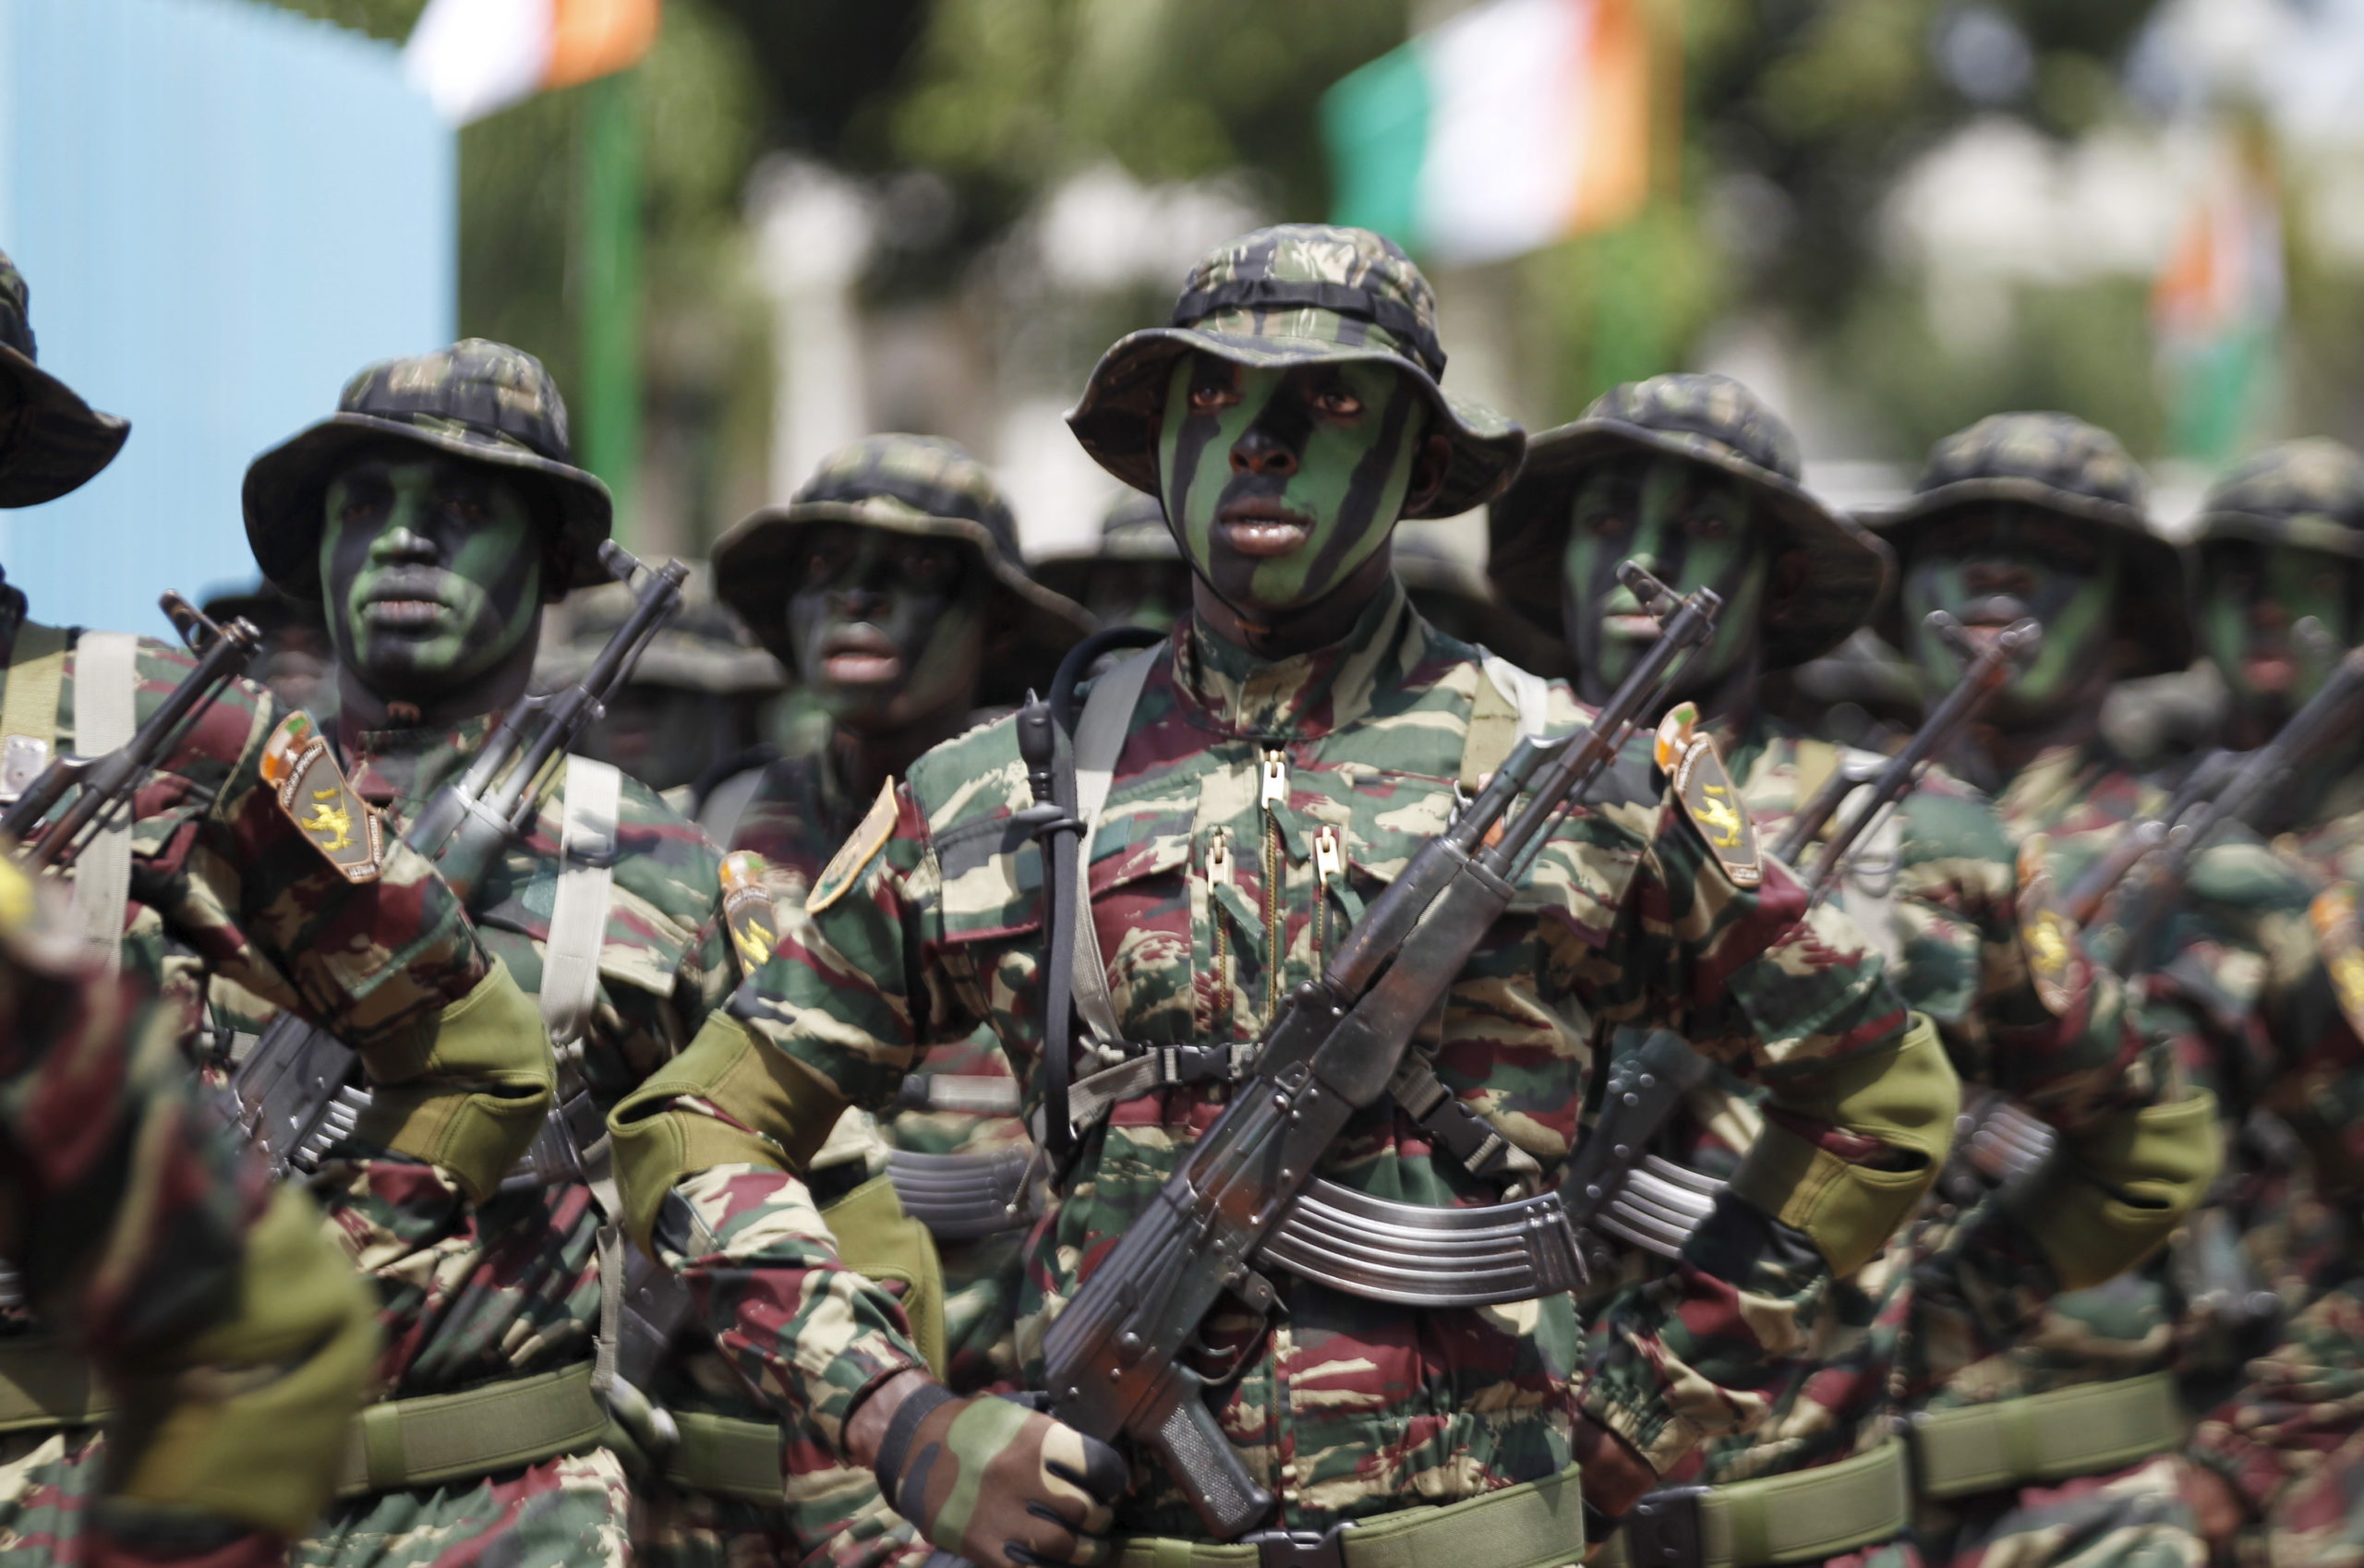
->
[1, 593, 264, 870]
[1031, 563, 1719, 1540]
[1772, 609, 2040, 898]
[226, 542, 691, 1176]
[2068, 644, 2364, 976]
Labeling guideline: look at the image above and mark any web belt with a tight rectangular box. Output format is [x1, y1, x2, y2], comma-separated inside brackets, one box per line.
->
[1907, 1372, 2185, 1500]
[1594, 1441, 1911, 1568]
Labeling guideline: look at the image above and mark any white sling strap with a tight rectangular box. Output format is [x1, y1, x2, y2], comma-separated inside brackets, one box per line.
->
[71, 632, 139, 971]
[1479, 654, 1553, 742]
[1065, 647, 1159, 1049]
[543, 757, 622, 1047]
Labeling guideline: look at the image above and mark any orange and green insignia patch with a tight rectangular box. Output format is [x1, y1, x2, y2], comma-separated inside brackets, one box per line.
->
[1665, 718, 1761, 887]
[2016, 834, 2078, 1017]
[720, 850, 783, 972]
[808, 780, 899, 914]
[261, 712, 383, 884]
[2309, 883, 2364, 1042]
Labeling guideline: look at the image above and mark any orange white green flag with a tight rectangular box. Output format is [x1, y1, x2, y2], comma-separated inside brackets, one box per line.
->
[1321, 0, 1652, 265]
[404, 0, 660, 125]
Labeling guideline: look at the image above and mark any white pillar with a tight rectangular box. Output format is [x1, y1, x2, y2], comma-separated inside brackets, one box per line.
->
[749, 158, 876, 499]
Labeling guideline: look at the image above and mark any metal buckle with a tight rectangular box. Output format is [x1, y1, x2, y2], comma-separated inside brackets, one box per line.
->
[1614, 1485, 1707, 1568]
[1244, 1523, 1355, 1568]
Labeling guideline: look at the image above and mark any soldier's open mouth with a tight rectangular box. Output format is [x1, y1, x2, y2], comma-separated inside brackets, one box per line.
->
[2246, 651, 2295, 692]
[821, 627, 902, 684]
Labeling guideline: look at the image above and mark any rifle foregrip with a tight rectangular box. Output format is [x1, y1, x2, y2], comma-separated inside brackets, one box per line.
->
[1146, 1378, 1272, 1539]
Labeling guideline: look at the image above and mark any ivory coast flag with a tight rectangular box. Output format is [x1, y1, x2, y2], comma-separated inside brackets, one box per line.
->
[404, 0, 661, 125]
[1321, 0, 1652, 266]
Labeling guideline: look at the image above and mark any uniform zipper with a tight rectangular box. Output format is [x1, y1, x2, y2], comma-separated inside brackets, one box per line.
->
[1312, 824, 1343, 969]
[1207, 826, 1234, 1029]
[1260, 750, 1288, 1021]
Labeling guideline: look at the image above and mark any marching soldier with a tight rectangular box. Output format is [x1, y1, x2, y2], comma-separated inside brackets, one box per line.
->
[609, 224, 1959, 1568]
[231, 340, 929, 1568]
[708, 435, 1094, 1395]
[0, 252, 537, 1562]
[1486, 374, 2211, 1568]
[1868, 414, 2335, 1568]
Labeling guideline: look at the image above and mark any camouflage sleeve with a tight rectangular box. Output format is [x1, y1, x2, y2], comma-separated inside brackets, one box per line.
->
[617, 784, 954, 1436]
[107, 646, 488, 1049]
[0, 867, 377, 1544]
[2187, 1277, 2364, 1519]
[1552, 802, 1937, 1474]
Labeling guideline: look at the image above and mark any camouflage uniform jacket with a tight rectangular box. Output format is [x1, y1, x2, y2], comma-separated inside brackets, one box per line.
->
[2178, 804, 2364, 1543]
[719, 585, 1922, 1536]
[729, 722, 1031, 1394]
[1905, 741, 2318, 1417]
[1667, 722, 2151, 1487]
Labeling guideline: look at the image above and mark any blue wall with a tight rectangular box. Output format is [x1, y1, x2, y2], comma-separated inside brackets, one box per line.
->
[0, 0, 453, 635]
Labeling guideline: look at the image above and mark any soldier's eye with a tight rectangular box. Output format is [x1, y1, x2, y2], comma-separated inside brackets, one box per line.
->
[1313, 385, 1364, 418]
[1583, 512, 1626, 537]
[1687, 513, 1729, 542]
[1188, 379, 1239, 414]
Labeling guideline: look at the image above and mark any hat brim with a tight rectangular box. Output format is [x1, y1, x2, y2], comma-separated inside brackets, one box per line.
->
[711, 501, 1097, 707]
[2189, 511, 2364, 561]
[1066, 327, 1526, 521]
[1485, 417, 1894, 670]
[0, 344, 130, 508]
[242, 412, 615, 599]
[1863, 478, 2192, 677]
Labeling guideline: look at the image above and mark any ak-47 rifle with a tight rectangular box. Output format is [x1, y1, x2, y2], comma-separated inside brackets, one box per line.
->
[1, 593, 264, 870]
[226, 541, 690, 1176]
[1031, 563, 1719, 1539]
[2068, 644, 2364, 975]
[1772, 609, 2040, 898]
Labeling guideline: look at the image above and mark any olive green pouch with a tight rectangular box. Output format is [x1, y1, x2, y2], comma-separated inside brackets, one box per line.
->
[355, 959, 555, 1202]
[2004, 1090, 2221, 1290]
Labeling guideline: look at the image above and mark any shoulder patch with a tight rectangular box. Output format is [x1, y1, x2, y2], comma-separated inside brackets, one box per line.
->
[2016, 833, 2078, 1017]
[719, 850, 782, 972]
[2309, 882, 2364, 1043]
[261, 712, 383, 883]
[808, 780, 899, 914]
[1670, 727, 1761, 887]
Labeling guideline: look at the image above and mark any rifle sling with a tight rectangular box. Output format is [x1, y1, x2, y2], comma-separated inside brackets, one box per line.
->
[70, 631, 139, 971]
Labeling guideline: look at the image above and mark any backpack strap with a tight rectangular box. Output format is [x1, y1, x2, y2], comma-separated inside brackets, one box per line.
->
[1460, 655, 1552, 792]
[70, 632, 139, 971]
[1066, 646, 1158, 1051]
[0, 620, 68, 801]
[543, 756, 621, 1048]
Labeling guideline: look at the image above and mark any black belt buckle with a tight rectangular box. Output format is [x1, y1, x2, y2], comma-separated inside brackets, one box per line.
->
[1244, 1523, 1355, 1568]
[1616, 1485, 1707, 1568]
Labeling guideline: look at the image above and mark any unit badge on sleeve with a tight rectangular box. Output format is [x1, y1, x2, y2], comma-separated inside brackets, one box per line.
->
[2015, 833, 2079, 1017]
[1657, 703, 1761, 887]
[261, 712, 383, 883]
[720, 850, 784, 972]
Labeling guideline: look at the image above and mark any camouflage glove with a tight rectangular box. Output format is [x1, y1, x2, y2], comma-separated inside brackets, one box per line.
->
[874, 1382, 1126, 1568]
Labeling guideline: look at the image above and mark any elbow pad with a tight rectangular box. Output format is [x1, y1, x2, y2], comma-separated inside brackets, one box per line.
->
[1729, 1012, 1960, 1275]
[2003, 1090, 2222, 1290]
[352, 959, 556, 1203]
[609, 1008, 850, 1253]
[109, 1186, 380, 1540]
[820, 1175, 949, 1380]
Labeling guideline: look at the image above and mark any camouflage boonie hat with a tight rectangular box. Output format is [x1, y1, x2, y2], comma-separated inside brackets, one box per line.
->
[1033, 490, 1181, 603]
[1487, 373, 1891, 669]
[1867, 412, 2189, 677]
[243, 338, 613, 598]
[0, 248, 130, 508]
[1067, 224, 1526, 518]
[712, 434, 1095, 706]
[537, 573, 785, 695]
[2189, 439, 2364, 561]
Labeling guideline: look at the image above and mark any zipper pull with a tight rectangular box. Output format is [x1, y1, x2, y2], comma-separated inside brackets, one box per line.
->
[1313, 824, 1343, 882]
[1260, 750, 1289, 811]
[1207, 826, 1233, 886]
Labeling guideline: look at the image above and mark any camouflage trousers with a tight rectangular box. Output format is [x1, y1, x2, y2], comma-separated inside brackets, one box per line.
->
[1916, 1454, 2205, 1568]
[0, 1426, 103, 1563]
[292, 1449, 633, 1568]
[2189, 1278, 2364, 1567]
[630, 1475, 923, 1568]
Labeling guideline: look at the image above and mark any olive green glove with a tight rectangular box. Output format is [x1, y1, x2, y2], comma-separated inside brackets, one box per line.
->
[874, 1383, 1127, 1568]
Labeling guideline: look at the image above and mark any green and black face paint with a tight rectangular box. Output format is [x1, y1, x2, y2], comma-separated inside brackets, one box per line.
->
[1896, 504, 2123, 728]
[783, 523, 987, 732]
[1559, 455, 1769, 706]
[1155, 353, 1429, 621]
[320, 451, 547, 700]
[2199, 537, 2359, 729]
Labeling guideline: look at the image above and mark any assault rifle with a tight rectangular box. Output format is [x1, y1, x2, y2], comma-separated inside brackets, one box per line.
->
[2068, 644, 2364, 975]
[226, 542, 690, 1176]
[1, 593, 264, 870]
[1032, 563, 1719, 1538]
[1772, 609, 2040, 897]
